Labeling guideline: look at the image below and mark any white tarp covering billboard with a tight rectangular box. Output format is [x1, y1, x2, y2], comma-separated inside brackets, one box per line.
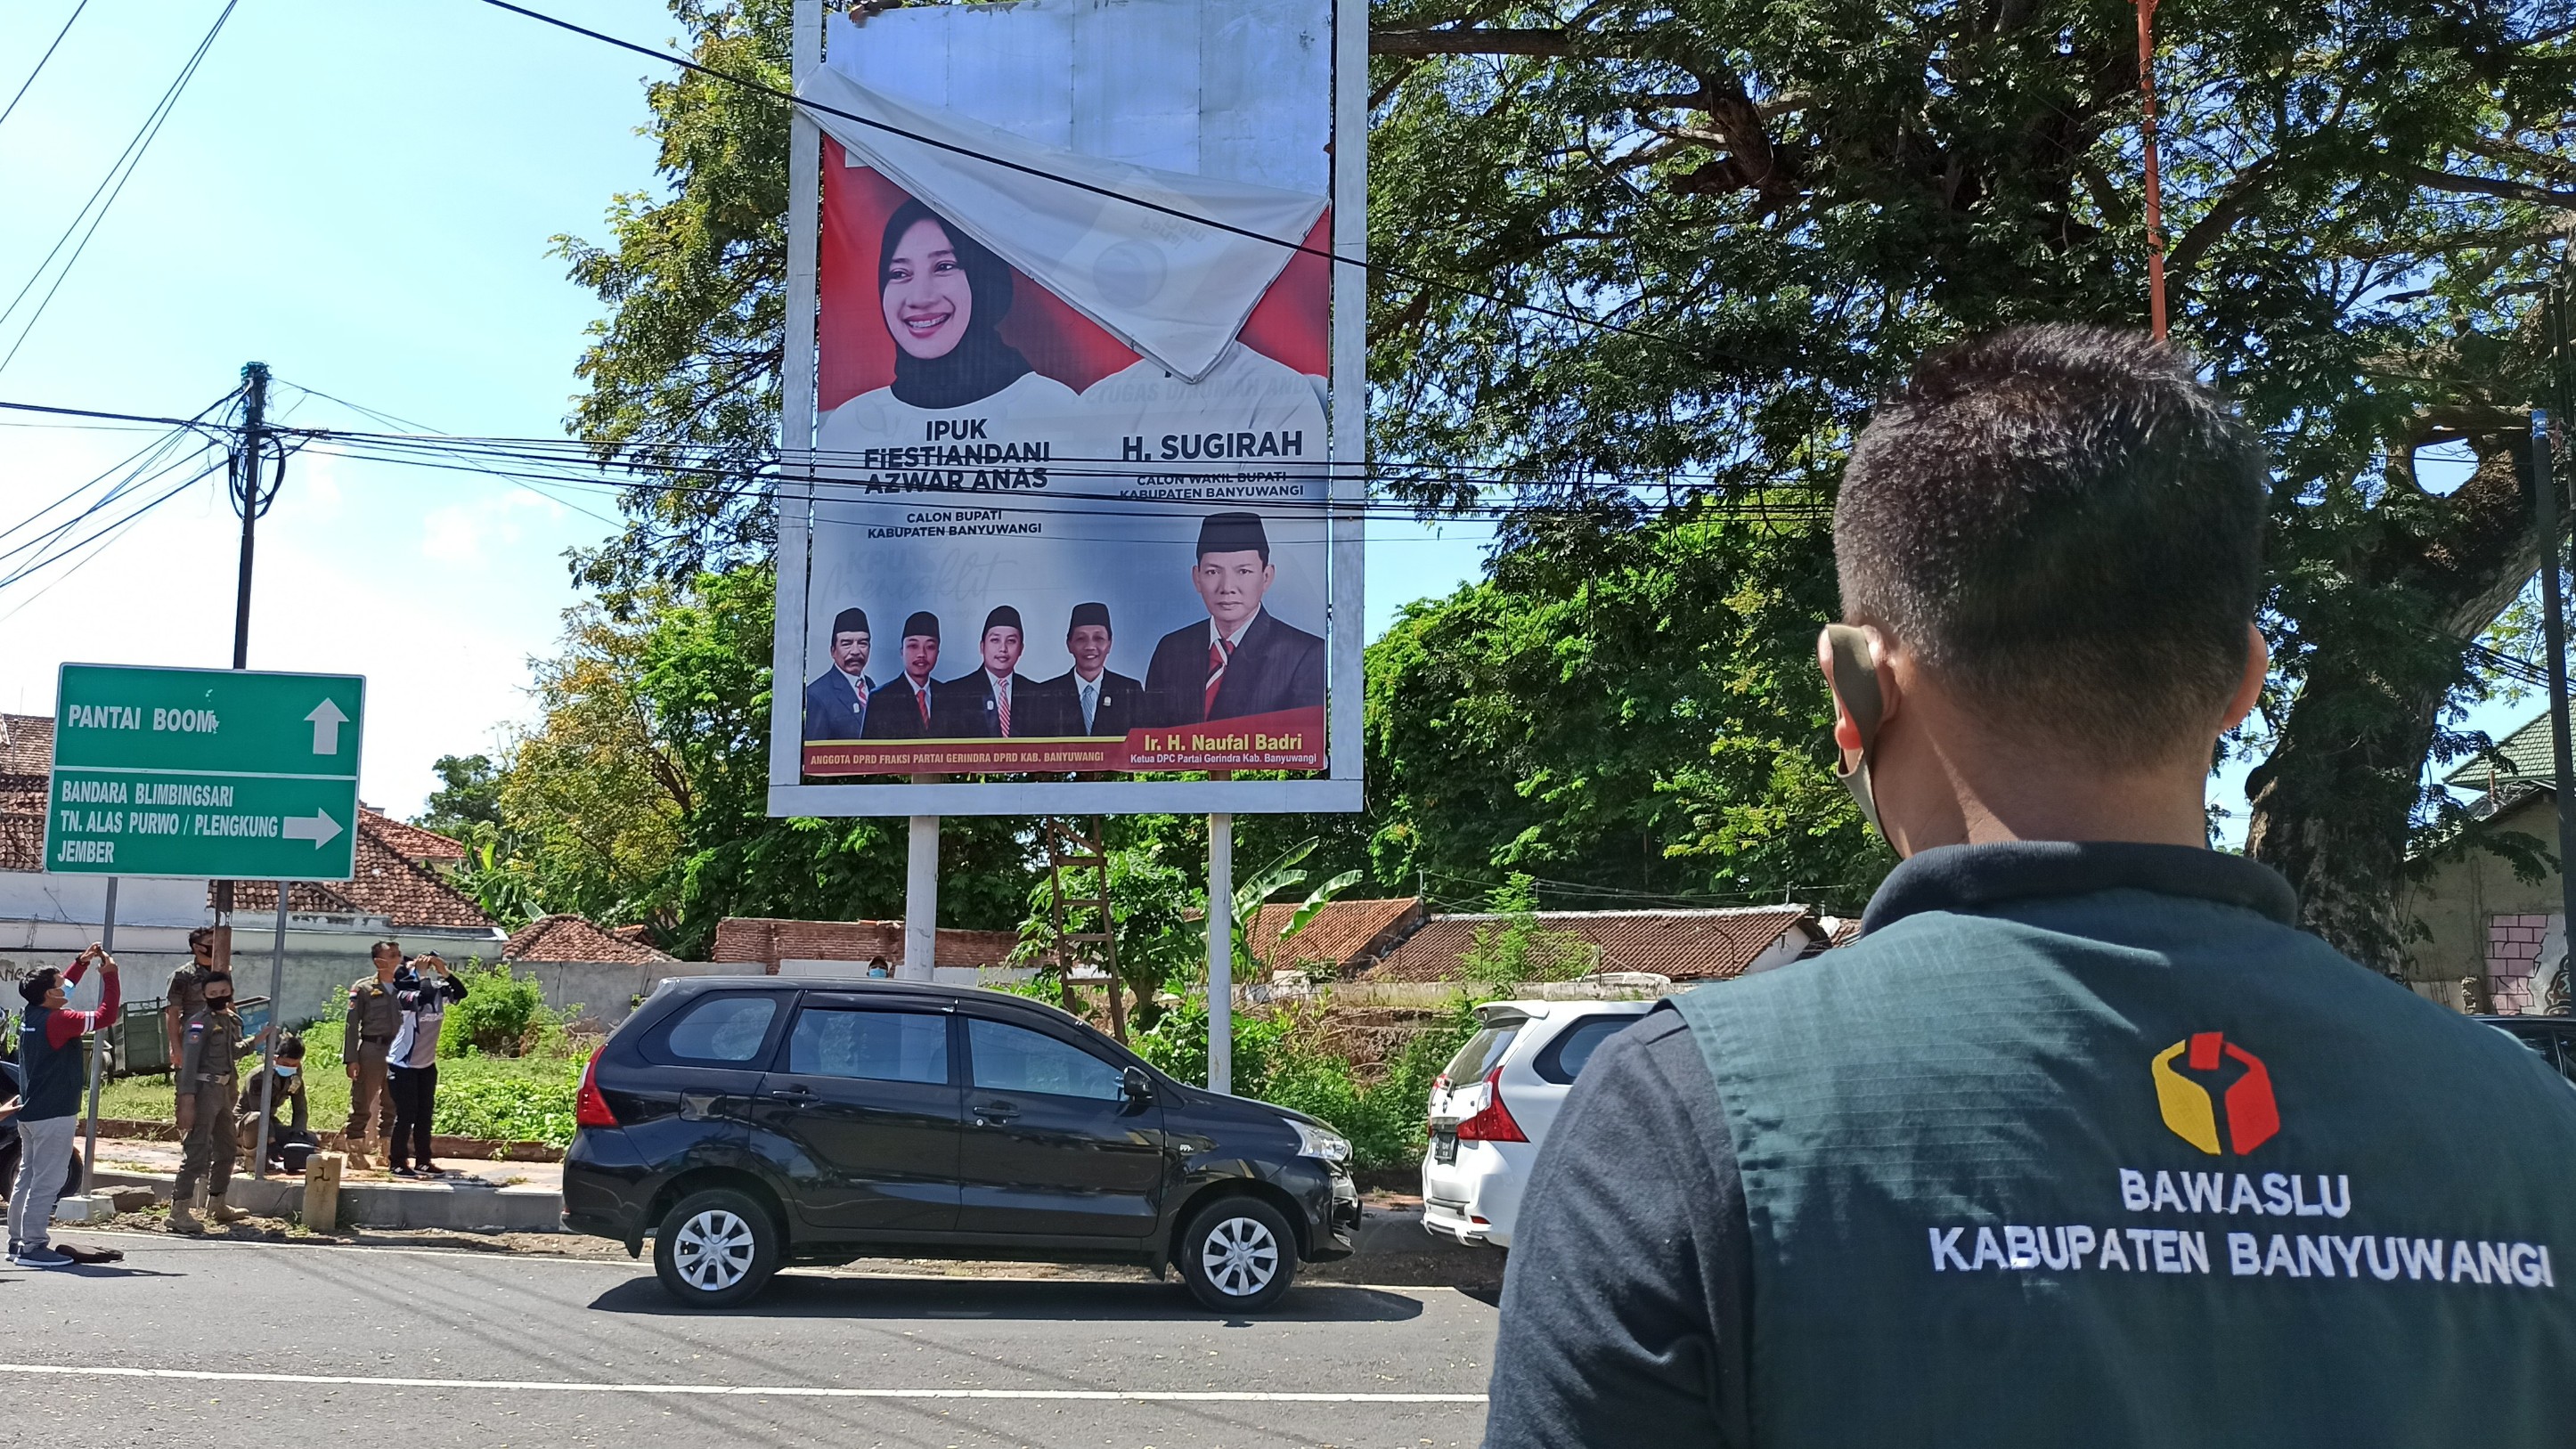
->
[770, 0, 1362, 814]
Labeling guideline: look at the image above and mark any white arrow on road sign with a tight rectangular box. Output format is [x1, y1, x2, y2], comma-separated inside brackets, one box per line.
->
[281, 810, 343, 848]
[305, 699, 349, 755]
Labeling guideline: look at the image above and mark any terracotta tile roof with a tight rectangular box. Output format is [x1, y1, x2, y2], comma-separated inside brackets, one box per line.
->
[1250, 897, 1424, 973]
[507, 913, 673, 964]
[1825, 916, 1864, 948]
[363, 810, 469, 866]
[1364, 906, 1821, 983]
[219, 816, 501, 933]
[713, 916, 1022, 970]
[0, 816, 39, 873]
[0, 714, 53, 777]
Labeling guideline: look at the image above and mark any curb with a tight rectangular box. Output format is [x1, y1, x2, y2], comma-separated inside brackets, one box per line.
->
[88, 1169, 563, 1233]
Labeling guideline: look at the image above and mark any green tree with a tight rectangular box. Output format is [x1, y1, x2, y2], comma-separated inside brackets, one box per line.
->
[414, 754, 504, 841]
[1013, 837, 1204, 1035]
[1459, 873, 1597, 989]
[494, 566, 1037, 955]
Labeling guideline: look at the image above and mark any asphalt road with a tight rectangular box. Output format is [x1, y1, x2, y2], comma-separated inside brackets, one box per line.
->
[0, 1233, 1498, 1448]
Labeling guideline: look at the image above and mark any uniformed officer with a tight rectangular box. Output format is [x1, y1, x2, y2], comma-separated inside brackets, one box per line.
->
[1485, 327, 2576, 1445]
[170, 970, 266, 1232]
[342, 940, 404, 1157]
[163, 925, 223, 1098]
[235, 1031, 313, 1172]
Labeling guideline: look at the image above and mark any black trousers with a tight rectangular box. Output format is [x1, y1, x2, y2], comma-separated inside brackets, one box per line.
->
[386, 1063, 437, 1168]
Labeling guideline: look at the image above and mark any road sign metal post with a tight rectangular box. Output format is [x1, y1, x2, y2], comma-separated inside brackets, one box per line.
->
[251, 881, 288, 1179]
[77, 876, 117, 1200]
[44, 663, 364, 882]
[1208, 813, 1233, 1095]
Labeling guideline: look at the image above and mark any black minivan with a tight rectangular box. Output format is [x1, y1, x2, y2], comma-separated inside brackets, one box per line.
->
[562, 977, 1361, 1310]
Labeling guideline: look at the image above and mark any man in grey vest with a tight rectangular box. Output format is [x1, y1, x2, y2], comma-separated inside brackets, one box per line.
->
[1485, 326, 2576, 1445]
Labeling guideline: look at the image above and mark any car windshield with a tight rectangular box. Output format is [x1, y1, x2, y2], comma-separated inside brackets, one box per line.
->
[1443, 1022, 1522, 1084]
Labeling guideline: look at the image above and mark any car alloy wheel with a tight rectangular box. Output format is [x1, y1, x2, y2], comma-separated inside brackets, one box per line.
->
[653, 1187, 779, 1307]
[673, 1208, 758, 1291]
[1201, 1214, 1281, 1298]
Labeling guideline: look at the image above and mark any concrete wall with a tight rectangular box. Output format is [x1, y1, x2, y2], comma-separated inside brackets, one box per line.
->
[0, 870, 212, 1008]
[509, 958, 735, 1027]
[2401, 793, 2562, 1012]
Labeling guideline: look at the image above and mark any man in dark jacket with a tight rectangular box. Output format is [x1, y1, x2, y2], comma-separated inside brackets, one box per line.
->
[865, 611, 946, 739]
[1485, 326, 2576, 1447]
[941, 606, 1032, 738]
[801, 606, 875, 742]
[1027, 602, 1144, 737]
[1142, 511, 1325, 726]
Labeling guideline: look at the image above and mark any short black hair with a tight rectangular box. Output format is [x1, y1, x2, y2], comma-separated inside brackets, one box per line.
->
[276, 1031, 305, 1061]
[1835, 326, 2266, 765]
[371, 940, 402, 960]
[19, 967, 60, 1005]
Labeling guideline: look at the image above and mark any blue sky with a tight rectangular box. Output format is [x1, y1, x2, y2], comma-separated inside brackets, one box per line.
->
[0, 0, 1494, 818]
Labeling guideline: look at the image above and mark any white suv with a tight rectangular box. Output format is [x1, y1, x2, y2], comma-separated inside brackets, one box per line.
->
[1420, 998, 1656, 1249]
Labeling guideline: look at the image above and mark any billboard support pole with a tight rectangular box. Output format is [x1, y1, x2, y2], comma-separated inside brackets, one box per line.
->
[1207, 813, 1233, 1095]
[78, 876, 117, 1200]
[768, 0, 822, 816]
[905, 807, 939, 981]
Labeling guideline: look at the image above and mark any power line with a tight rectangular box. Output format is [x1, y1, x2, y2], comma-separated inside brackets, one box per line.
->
[272, 378, 627, 529]
[0, 464, 218, 625]
[0, 458, 219, 596]
[0, 0, 89, 131]
[471, 0, 1695, 355]
[0, 397, 1828, 499]
[0, 0, 238, 377]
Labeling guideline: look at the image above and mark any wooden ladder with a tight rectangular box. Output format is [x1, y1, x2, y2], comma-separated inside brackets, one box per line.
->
[1044, 816, 1125, 1040]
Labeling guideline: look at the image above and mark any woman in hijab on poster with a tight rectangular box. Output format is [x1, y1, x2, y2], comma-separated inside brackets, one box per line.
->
[816, 199, 1083, 458]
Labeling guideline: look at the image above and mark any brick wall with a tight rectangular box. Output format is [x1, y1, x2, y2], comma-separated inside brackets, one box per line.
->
[711, 917, 1021, 971]
[2485, 912, 2554, 1015]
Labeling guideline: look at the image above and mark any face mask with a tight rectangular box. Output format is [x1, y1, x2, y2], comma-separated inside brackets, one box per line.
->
[275, 1065, 298, 1079]
[1821, 624, 1888, 843]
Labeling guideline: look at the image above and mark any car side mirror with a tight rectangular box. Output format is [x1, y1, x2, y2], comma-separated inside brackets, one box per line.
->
[1122, 1066, 1154, 1104]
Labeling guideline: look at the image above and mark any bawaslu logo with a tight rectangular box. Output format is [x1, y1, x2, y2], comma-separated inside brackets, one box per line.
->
[2151, 1030, 2279, 1155]
[1920, 1026, 2558, 1288]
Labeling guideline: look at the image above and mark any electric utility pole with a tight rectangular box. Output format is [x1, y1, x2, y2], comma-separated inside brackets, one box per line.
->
[230, 361, 276, 669]
[215, 360, 281, 922]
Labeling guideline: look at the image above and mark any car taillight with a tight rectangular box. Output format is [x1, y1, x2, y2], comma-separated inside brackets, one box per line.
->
[575, 1044, 618, 1129]
[1453, 1066, 1526, 1142]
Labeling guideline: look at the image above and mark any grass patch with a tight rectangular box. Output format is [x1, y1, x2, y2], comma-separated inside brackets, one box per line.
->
[97, 1015, 589, 1146]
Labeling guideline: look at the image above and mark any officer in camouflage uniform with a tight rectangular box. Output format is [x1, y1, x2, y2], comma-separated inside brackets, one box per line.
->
[342, 940, 404, 1158]
[170, 970, 265, 1232]
[163, 926, 223, 1097]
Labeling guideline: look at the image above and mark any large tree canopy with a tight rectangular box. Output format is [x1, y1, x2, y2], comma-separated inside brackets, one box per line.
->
[556, 0, 2576, 969]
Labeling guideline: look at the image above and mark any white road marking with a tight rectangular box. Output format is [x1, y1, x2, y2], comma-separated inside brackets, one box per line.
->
[0, 1364, 1487, 1404]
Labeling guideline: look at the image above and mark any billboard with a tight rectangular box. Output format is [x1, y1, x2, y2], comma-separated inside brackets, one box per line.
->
[770, 0, 1363, 817]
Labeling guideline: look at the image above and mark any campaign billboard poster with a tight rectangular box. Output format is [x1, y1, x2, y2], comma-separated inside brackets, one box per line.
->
[770, 0, 1364, 816]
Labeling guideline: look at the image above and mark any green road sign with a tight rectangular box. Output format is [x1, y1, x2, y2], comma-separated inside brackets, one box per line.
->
[44, 663, 365, 881]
